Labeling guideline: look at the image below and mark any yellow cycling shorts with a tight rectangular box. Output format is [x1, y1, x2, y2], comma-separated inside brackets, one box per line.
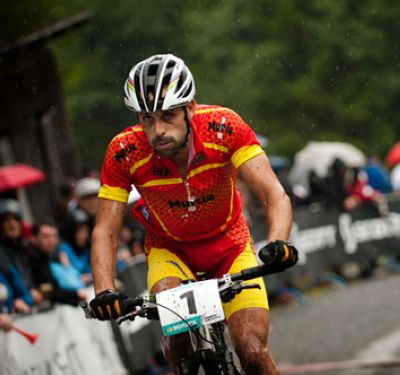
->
[147, 242, 269, 320]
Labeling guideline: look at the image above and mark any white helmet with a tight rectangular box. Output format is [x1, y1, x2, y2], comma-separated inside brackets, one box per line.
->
[124, 54, 196, 112]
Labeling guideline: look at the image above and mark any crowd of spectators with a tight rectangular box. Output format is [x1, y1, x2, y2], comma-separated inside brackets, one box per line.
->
[239, 143, 400, 226]
[0, 170, 145, 333]
[303, 157, 389, 215]
[316, 152, 399, 212]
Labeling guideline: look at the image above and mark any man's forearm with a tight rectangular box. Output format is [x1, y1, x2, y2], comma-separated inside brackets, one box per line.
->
[265, 192, 293, 242]
[91, 228, 118, 294]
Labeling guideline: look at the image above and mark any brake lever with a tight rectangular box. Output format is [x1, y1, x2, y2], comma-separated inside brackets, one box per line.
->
[241, 283, 261, 290]
[117, 310, 138, 325]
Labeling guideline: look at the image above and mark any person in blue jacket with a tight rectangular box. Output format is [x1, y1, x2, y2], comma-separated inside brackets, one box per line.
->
[364, 154, 392, 193]
[0, 261, 33, 313]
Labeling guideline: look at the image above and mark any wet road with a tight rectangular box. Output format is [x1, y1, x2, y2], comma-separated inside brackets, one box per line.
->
[268, 270, 400, 374]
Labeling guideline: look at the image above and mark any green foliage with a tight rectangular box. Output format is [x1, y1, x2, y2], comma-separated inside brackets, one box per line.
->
[51, 0, 190, 165]
[182, 0, 400, 157]
[3, 0, 400, 166]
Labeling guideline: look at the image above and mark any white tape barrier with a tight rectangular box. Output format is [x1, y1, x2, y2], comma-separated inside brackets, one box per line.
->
[0, 304, 128, 375]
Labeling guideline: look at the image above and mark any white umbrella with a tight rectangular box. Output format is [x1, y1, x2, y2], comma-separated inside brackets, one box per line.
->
[288, 141, 366, 190]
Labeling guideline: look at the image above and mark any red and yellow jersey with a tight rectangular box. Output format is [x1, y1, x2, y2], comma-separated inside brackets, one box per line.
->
[99, 104, 264, 242]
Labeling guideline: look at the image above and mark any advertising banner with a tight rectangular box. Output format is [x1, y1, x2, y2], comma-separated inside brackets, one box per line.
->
[2, 305, 127, 375]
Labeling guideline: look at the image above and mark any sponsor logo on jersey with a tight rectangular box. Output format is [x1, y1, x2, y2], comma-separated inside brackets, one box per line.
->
[207, 121, 233, 135]
[168, 194, 215, 209]
[114, 144, 137, 163]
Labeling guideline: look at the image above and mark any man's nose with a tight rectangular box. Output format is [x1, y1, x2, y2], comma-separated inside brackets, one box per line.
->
[153, 118, 167, 136]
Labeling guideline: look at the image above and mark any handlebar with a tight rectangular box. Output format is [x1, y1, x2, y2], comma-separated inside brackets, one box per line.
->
[228, 263, 274, 283]
[81, 262, 288, 323]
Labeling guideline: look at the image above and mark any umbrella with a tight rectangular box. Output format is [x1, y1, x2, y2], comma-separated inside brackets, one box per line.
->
[288, 141, 366, 189]
[0, 164, 46, 193]
[385, 142, 400, 168]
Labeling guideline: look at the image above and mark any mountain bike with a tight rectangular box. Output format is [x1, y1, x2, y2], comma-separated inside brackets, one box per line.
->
[82, 261, 285, 375]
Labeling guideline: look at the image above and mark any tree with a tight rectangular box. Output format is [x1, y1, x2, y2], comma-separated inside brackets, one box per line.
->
[182, 0, 400, 157]
[3, 0, 399, 167]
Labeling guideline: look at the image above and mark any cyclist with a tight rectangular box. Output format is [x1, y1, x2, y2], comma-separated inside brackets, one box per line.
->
[89, 54, 298, 375]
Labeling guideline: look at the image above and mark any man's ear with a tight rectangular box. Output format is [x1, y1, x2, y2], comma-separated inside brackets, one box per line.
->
[186, 100, 197, 118]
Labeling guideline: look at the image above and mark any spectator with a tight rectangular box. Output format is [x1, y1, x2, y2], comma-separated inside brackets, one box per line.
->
[0, 272, 13, 312]
[55, 177, 76, 227]
[0, 259, 32, 313]
[27, 219, 87, 306]
[59, 177, 100, 257]
[119, 215, 145, 261]
[364, 154, 392, 193]
[59, 209, 92, 278]
[343, 168, 388, 214]
[390, 163, 400, 191]
[0, 199, 43, 306]
[73, 177, 101, 222]
[0, 280, 12, 331]
[0, 313, 12, 332]
[307, 159, 348, 208]
[117, 224, 134, 263]
[306, 159, 387, 214]
[58, 178, 101, 276]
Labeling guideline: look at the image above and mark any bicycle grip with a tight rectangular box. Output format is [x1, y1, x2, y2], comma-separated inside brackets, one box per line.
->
[230, 265, 270, 281]
[80, 297, 143, 320]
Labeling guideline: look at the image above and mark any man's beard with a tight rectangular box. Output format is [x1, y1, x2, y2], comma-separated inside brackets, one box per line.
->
[153, 134, 187, 157]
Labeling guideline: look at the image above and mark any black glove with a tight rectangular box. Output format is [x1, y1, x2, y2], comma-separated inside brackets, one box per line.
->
[89, 290, 128, 321]
[258, 240, 299, 272]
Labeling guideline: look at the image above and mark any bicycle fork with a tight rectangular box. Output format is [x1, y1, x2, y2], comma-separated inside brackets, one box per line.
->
[178, 325, 240, 375]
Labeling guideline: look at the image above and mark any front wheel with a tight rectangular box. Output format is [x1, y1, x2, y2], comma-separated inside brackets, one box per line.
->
[202, 350, 241, 375]
[177, 350, 241, 375]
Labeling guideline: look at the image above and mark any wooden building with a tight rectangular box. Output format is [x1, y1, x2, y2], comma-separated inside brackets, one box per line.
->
[0, 13, 91, 221]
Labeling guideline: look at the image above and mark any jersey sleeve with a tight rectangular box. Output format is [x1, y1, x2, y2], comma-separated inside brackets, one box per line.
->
[221, 109, 264, 169]
[98, 134, 134, 203]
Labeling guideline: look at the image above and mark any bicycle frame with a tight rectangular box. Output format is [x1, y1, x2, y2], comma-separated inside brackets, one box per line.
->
[177, 321, 240, 375]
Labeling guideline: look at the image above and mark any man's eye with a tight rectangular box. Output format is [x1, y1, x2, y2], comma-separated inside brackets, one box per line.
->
[163, 113, 174, 121]
[141, 116, 153, 124]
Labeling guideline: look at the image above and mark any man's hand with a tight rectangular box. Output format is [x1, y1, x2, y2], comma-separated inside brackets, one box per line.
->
[0, 314, 13, 332]
[89, 290, 128, 320]
[258, 240, 299, 272]
[30, 288, 44, 304]
[13, 299, 31, 314]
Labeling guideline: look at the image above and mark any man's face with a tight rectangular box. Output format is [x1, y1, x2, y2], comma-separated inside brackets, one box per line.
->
[0, 213, 22, 240]
[32, 225, 59, 255]
[139, 102, 195, 157]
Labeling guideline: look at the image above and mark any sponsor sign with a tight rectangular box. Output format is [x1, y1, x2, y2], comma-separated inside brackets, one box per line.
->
[2, 305, 127, 375]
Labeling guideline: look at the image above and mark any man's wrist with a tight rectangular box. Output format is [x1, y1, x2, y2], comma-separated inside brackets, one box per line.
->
[95, 287, 115, 295]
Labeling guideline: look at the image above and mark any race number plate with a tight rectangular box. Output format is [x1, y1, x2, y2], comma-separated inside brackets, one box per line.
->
[156, 279, 225, 336]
